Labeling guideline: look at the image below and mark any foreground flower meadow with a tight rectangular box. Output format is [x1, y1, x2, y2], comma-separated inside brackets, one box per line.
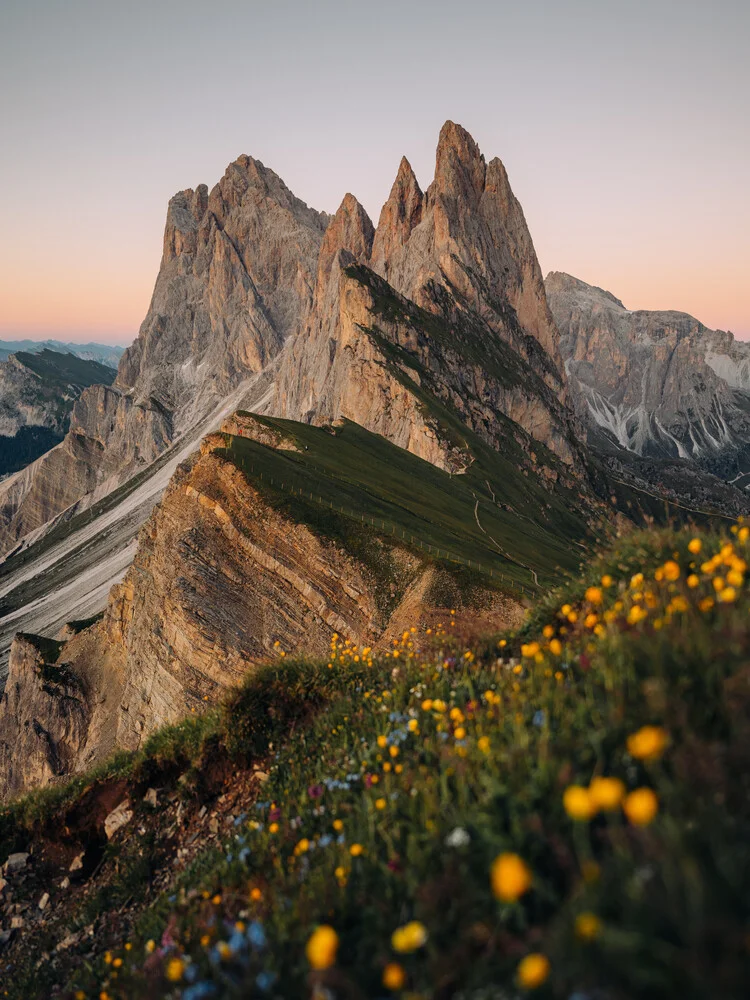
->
[7, 525, 750, 999]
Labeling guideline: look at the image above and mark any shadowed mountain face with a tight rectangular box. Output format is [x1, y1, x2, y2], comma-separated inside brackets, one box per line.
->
[547, 272, 750, 490]
[0, 350, 116, 476]
[0, 341, 124, 367]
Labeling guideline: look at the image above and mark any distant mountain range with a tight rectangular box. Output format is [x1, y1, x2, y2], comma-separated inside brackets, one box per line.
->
[0, 348, 116, 477]
[0, 340, 125, 368]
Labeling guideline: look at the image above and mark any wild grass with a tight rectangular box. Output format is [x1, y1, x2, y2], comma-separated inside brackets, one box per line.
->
[5, 522, 744, 999]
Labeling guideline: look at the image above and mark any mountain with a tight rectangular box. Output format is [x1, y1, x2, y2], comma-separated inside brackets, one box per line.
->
[0, 340, 125, 368]
[0, 159, 327, 558]
[5, 123, 748, 801]
[547, 271, 750, 511]
[0, 122, 612, 795]
[0, 349, 116, 477]
[273, 124, 583, 474]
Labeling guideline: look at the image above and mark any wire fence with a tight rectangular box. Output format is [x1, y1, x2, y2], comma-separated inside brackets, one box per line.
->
[236, 459, 537, 598]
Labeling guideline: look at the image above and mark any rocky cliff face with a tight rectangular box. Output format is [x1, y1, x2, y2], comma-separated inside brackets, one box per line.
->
[0, 159, 327, 556]
[548, 272, 750, 485]
[0, 417, 521, 796]
[273, 123, 584, 475]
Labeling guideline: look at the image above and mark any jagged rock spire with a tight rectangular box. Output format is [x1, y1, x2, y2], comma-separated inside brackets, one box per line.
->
[370, 157, 423, 279]
[316, 193, 374, 289]
[368, 120, 563, 379]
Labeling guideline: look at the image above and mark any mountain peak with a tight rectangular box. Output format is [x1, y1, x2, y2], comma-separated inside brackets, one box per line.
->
[432, 121, 486, 206]
[371, 157, 424, 278]
[317, 194, 374, 287]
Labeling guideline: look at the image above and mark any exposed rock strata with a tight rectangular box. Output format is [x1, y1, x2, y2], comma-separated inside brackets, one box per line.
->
[0, 425, 522, 797]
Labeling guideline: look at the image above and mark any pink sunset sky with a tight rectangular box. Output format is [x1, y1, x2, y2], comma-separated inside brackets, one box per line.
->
[0, 0, 748, 346]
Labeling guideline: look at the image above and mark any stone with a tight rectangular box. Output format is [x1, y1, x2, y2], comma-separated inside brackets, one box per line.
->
[59, 877, 70, 890]
[38, 892, 49, 911]
[69, 853, 84, 872]
[104, 800, 133, 840]
[3, 853, 29, 875]
[10, 916, 24, 929]
[144, 787, 158, 807]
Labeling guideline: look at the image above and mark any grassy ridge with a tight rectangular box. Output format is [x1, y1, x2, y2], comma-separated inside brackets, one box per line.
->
[14, 349, 116, 390]
[217, 416, 595, 595]
[3, 522, 750, 998]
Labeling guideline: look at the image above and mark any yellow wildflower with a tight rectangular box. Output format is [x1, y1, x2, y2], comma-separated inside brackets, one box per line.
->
[549, 638, 562, 655]
[490, 852, 532, 902]
[517, 953, 550, 989]
[563, 785, 594, 820]
[623, 787, 659, 825]
[382, 963, 406, 990]
[391, 921, 428, 953]
[719, 586, 737, 602]
[663, 560, 680, 581]
[350, 843, 364, 857]
[688, 538, 702, 554]
[306, 925, 339, 969]
[375, 798, 386, 810]
[575, 912, 602, 941]
[601, 574, 613, 587]
[687, 574, 699, 588]
[627, 725, 668, 761]
[627, 605, 647, 625]
[588, 776, 625, 811]
[165, 958, 185, 982]
[585, 586, 603, 605]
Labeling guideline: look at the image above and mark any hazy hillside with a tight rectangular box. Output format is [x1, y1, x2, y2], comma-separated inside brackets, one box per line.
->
[0, 349, 117, 477]
[0, 340, 125, 368]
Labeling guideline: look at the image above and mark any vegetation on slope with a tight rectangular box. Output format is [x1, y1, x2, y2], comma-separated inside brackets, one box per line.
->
[216, 416, 595, 597]
[3, 522, 750, 998]
[0, 350, 116, 476]
[13, 349, 116, 391]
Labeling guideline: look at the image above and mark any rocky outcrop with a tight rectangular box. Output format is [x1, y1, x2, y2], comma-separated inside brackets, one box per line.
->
[0, 158, 327, 556]
[547, 272, 750, 484]
[0, 636, 90, 799]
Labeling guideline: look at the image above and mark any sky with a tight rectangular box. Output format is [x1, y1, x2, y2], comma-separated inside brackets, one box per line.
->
[0, 0, 748, 346]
